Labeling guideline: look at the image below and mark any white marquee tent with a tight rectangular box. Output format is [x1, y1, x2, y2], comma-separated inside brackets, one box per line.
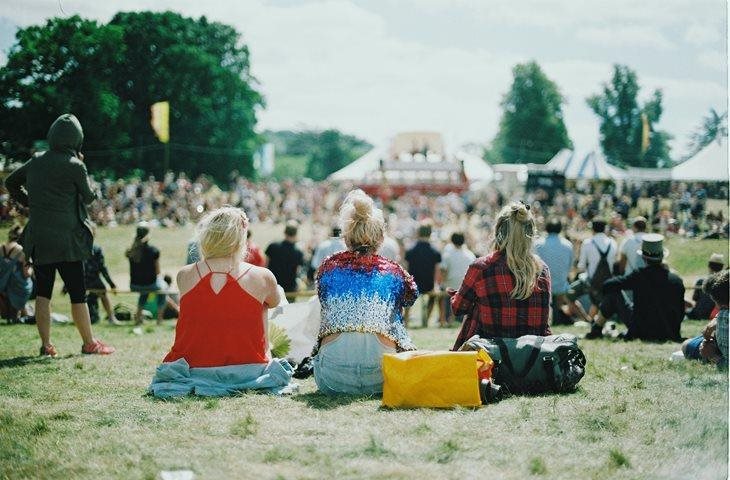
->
[671, 138, 728, 182]
[545, 149, 626, 181]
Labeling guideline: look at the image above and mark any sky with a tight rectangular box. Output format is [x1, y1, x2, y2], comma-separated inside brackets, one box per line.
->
[0, 0, 727, 159]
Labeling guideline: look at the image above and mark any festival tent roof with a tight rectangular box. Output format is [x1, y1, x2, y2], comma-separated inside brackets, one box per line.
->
[328, 147, 384, 182]
[454, 150, 494, 183]
[545, 149, 626, 180]
[328, 147, 494, 183]
[671, 137, 728, 182]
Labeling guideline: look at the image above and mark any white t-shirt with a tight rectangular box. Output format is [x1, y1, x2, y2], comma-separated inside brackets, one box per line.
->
[578, 233, 618, 279]
[620, 232, 646, 275]
[378, 236, 401, 263]
[442, 246, 477, 290]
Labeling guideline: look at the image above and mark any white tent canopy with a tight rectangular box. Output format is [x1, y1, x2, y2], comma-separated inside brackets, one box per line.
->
[545, 148, 626, 180]
[454, 150, 494, 183]
[328, 147, 493, 183]
[671, 137, 728, 182]
[328, 147, 384, 182]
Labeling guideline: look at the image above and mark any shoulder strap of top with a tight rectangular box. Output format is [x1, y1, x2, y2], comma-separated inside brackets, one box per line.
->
[235, 265, 254, 281]
[194, 261, 204, 279]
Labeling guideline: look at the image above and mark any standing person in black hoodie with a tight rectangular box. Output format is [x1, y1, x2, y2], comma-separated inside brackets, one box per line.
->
[5, 114, 115, 357]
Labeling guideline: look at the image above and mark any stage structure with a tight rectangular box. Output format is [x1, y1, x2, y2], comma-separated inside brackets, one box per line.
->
[329, 132, 493, 199]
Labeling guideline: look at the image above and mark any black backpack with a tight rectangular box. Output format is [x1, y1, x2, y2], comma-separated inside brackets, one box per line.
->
[588, 240, 612, 304]
[459, 334, 587, 395]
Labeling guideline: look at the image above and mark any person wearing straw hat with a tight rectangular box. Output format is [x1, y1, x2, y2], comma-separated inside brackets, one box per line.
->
[585, 234, 685, 341]
[686, 253, 725, 320]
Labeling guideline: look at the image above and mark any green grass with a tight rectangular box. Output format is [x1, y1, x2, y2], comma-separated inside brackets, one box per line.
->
[0, 225, 728, 479]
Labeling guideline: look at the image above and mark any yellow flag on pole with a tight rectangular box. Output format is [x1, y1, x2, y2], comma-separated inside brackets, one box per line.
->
[150, 101, 170, 144]
[640, 113, 650, 153]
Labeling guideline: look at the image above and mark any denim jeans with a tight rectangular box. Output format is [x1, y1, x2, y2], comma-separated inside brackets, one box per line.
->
[313, 332, 396, 396]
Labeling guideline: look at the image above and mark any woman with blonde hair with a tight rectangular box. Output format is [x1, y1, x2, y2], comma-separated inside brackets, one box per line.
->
[149, 206, 294, 398]
[451, 201, 551, 350]
[314, 189, 418, 395]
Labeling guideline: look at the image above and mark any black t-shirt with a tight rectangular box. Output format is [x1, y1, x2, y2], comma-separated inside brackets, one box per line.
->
[129, 244, 160, 286]
[265, 240, 304, 292]
[405, 241, 442, 293]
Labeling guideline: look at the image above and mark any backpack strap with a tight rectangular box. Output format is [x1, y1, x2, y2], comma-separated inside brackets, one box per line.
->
[592, 239, 611, 258]
[494, 337, 544, 378]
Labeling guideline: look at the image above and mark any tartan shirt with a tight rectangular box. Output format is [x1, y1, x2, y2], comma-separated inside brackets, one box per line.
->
[452, 250, 552, 350]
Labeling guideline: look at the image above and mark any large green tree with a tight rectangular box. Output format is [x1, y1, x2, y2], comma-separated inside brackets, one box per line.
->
[0, 11, 263, 181]
[686, 108, 727, 160]
[0, 16, 128, 172]
[109, 11, 263, 180]
[304, 129, 371, 181]
[487, 61, 572, 164]
[587, 64, 672, 168]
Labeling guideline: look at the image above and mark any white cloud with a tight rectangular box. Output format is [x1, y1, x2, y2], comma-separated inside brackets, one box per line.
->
[684, 23, 722, 46]
[575, 26, 674, 50]
[697, 50, 727, 70]
[0, 0, 727, 159]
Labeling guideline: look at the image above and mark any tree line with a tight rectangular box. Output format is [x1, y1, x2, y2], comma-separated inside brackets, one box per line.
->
[487, 61, 726, 168]
[0, 12, 725, 180]
[0, 12, 262, 182]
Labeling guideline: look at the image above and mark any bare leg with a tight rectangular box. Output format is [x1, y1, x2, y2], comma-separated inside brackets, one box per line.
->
[101, 293, 115, 321]
[35, 296, 52, 347]
[71, 302, 94, 345]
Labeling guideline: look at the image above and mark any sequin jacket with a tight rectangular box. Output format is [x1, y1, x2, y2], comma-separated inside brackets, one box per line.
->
[316, 251, 418, 351]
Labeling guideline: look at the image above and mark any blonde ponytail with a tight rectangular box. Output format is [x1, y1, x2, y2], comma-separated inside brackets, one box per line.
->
[494, 201, 541, 300]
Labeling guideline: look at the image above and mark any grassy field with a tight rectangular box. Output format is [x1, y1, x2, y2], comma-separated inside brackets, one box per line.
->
[0, 224, 728, 480]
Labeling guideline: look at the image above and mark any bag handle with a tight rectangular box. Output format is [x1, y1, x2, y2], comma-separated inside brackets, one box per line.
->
[494, 336, 544, 378]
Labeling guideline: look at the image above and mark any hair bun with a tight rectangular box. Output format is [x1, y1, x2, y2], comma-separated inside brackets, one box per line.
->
[512, 203, 530, 222]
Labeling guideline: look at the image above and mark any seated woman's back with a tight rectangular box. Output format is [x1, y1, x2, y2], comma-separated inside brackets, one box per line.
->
[165, 258, 279, 368]
[317, 251, 416, 350]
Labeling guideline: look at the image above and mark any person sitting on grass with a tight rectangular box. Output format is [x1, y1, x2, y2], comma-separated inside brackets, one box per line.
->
[314, 189, 418, 396]
[0, 226, 33, 322]
[682, 269, 729, 367]
[149, 206, 294, 398]
[4, 113, 114, 356]
[451, 201, 551, 350]
[586, 234, 684, 341]
[686, 253, 725, 320]
[126, 223, 166, 325]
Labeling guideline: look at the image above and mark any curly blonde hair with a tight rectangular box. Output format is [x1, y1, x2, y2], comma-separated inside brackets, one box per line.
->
[494, 201, 541, 300]
[196, 206, 250, 260]
[339, 189, 385, 253]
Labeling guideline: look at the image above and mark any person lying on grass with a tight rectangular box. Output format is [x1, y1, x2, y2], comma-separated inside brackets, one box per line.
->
[682, 269, 729, 368]
[148, 206, 294, 398]
[314, 189, 418, 396]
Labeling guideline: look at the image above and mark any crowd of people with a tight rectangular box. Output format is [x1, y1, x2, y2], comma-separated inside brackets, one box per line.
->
[2, 113, 728, 400]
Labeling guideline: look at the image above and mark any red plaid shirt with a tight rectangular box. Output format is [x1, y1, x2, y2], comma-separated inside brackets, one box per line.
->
[452, 250, 551, 349]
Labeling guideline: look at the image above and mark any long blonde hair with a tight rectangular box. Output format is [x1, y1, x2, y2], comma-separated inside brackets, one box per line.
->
[196, 206, 250, 260]
[339, 189, 385, 253]
[494, 201, 541, 300]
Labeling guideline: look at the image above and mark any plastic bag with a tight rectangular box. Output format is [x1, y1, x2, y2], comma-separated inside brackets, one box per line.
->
[382, 349, 492, 408]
